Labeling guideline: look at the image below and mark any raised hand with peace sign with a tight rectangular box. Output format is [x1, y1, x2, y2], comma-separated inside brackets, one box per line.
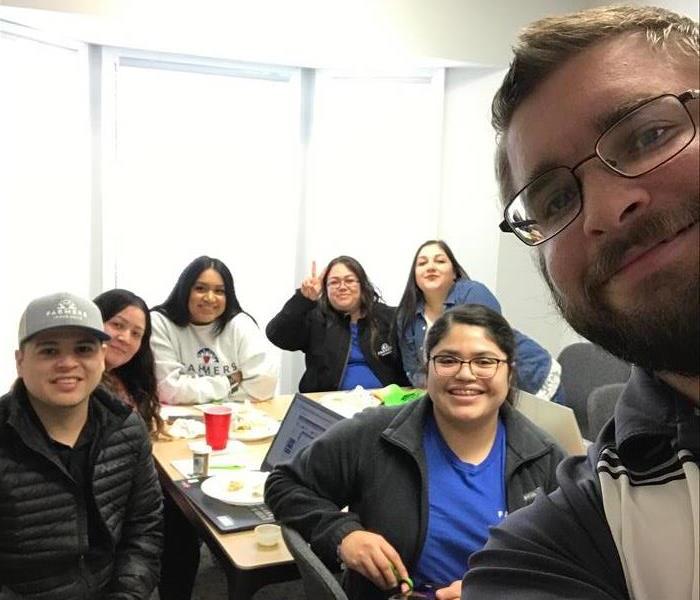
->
[300, 260, 323, 301]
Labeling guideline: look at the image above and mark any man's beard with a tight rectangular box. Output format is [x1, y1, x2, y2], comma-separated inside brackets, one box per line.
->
[540, 198, 699, 376]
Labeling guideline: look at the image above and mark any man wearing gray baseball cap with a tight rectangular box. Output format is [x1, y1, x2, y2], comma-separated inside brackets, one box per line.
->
[0, 292, 163, 599]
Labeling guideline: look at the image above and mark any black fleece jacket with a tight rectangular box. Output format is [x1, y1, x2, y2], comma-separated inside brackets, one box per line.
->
[265, 395, 566, 600]
[266, 290, 409, 392]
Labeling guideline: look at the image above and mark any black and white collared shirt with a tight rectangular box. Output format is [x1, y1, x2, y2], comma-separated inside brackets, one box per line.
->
[597, 370, 699, 600]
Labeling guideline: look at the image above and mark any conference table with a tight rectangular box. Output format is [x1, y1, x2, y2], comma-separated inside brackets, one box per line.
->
[153, 392, 326, 600]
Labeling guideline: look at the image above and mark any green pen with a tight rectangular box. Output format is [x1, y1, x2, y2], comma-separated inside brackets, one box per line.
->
[391, 564, 413, 592]
[209, 464, 245, 471]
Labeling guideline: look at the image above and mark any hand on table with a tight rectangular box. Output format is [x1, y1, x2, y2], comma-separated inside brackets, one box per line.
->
[435, 580, 462, 600]
[300, 260, 323, 301]
[339, 530, 410, 592]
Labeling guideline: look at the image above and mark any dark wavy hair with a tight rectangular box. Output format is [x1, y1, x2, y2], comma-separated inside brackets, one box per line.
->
[318, 255, 383, 359]
[93, 288, 164, 436]
[152, 256, 249, 335]
[396, 240, 470, 335]
[425, 304, 518, 406]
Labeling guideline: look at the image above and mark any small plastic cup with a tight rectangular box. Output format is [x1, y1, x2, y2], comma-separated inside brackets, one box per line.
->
[254, 524, 281, 547]
[202, 405, 232, 451]
[190, 442, 211, 477]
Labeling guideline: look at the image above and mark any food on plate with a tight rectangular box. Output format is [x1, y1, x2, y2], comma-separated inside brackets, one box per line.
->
[231, 409, 271, 432]
[227, 480, 245, 492]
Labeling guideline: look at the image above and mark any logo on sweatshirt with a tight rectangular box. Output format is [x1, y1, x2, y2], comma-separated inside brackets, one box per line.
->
[185, 347, 237, 377]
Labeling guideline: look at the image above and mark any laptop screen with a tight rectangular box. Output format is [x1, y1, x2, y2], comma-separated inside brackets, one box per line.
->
[260, 393, 344, 472]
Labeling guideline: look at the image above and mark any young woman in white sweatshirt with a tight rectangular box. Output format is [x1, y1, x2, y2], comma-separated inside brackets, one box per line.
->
[150, 255, 278, 404]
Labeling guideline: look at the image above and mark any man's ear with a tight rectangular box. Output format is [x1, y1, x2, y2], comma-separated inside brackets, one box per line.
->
[15, 349, 24, 378]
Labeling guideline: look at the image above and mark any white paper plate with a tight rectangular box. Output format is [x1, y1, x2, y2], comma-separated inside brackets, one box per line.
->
[229, 416, 280, 442]
[201, 471, 269, 506]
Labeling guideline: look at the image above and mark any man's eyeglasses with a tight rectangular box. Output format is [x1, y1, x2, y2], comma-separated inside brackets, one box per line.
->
[499, 89, 700, 246]
[326, 277, 359, 289]
[430, 354, 508, 379]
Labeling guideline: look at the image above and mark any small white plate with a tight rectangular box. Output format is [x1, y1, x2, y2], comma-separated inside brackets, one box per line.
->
[201, 471, 269, 506]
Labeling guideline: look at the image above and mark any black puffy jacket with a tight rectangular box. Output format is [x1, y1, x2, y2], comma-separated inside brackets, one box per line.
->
[266, 290, 409, 392]
[0, 384, 163, 599]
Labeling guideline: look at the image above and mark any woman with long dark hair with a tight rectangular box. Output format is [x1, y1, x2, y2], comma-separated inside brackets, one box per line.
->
[266, 256, 408, 392]
[151, 255, 277, 404]
[93, 288, 165, 437]
[396, 240, 563, 402]
[266, 304, 566, 600]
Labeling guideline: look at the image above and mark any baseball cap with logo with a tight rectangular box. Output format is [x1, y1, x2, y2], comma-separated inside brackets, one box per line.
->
[18, 292, 111, 346]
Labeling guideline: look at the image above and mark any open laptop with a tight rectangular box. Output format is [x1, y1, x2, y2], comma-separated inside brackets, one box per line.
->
[176, 393, 345, 532]
[260, 392, 345, 471]
[515, 390, 587, 456]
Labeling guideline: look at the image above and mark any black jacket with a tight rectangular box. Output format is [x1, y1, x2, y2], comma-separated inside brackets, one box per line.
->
[0, 384, 163, 600]
[265, 395, 566, 600]
[266, 290, 409, 392]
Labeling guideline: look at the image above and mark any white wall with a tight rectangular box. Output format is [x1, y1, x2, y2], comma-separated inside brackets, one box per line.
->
[440, 67, 506, 292]
[0, 1, 604, 68]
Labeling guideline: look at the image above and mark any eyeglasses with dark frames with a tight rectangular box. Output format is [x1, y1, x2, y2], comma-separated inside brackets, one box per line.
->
[430, 354, 508, 379]
[326, 277, 360, 290]
[499, 89, 699, 246]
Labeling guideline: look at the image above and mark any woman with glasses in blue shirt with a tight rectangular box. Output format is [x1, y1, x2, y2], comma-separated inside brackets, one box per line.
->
[396, 239, 564, 402]
[266, 304, 565, 600]
[266, 255, 408, 392]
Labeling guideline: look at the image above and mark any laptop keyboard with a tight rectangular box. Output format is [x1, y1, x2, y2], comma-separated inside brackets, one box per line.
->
[250, 503, 274, 521]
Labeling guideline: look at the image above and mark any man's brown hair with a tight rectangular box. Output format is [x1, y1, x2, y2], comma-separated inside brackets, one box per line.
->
[492, 5, 699, 204]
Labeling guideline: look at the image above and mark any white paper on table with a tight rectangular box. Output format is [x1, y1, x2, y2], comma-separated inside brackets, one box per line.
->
[168, 418, 205, 439]
[170, 440, 253, 478]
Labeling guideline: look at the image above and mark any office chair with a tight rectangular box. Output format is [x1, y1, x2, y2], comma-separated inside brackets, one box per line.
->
[281, 525, 349, 600]
[558, 342, 631, 440]
[587, 383, 626, 441]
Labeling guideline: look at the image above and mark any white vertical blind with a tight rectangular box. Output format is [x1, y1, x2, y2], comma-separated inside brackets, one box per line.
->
[305, 70, 445, 305]
[0, 26, 90, 389]
[101, 53, 302, 390]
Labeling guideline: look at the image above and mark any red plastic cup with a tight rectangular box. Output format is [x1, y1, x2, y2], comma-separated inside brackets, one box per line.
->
[202, 406, 232, 451]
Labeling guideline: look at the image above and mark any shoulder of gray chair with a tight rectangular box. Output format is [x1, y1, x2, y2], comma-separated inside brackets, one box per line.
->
[586, 383, 626, 441]
[281, 525, 349, 600]
[557, 342, 631, 439]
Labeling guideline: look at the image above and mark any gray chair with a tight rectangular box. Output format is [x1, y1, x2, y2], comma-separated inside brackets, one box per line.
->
[558, 342, 631, 440]
[587, 383, 625, 441]
[281, 525, 349, 600]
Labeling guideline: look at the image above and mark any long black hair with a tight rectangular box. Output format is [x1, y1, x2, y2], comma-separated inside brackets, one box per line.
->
[425, 304, 518, 405]
[93, 288, 164, 436]
[396, 239, 470, 335]
[318, 255, 384, 359]
[152, 256, 247, 335]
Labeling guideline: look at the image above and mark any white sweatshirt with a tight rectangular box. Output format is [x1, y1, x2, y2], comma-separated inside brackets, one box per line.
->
[150, 311, 278, 405]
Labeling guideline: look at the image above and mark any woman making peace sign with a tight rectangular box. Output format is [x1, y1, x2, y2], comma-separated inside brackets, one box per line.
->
[266, 256, 408, 392]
